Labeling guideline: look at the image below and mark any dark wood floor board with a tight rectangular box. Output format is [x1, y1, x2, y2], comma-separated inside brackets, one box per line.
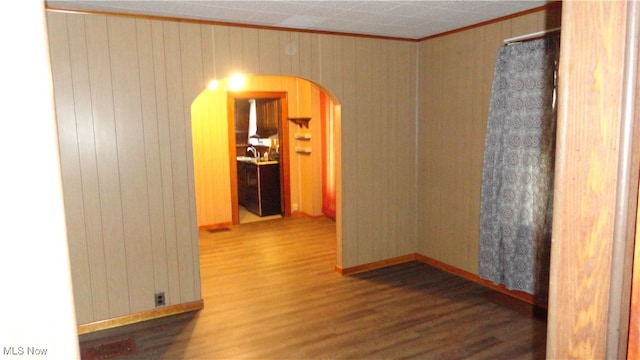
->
[79, 216, 546, 359]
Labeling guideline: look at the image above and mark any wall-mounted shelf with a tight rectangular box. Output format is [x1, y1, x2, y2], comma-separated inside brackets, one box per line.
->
[295, 147, 312, 154]
[294, 133, 312, 140]
[289, 117, 311, 128]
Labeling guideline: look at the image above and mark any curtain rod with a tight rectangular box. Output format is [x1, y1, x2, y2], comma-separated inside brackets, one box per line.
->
[503, 27, 561, 44]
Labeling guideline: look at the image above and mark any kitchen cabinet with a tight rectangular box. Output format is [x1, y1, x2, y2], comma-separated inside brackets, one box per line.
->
[234, 98, 280, 144]
[255, 99, 279, 137]
[237, 160, 281, 216]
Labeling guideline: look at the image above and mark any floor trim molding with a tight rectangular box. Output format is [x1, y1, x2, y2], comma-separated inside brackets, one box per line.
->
[199, 223, 232, 231]
[337, 253, 542, 306]
[414, 254, 539, 306]
[77, 299, 204, 335]
[335, 254, 416, 275]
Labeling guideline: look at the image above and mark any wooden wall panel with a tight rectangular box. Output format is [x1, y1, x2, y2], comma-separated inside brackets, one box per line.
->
[298, 33, 315, 79]
[48, 10, 419, 323]
[310, 86, 324, 215]
[417, 8, 562, 273]
[135, 19, 171, 307]
[48, 12, 204, 324]
[178, 22, 204, 302]
[394, 39, 418, 259]
[242, 28, 260, 73]
[258, 29, 280, 75]
[278, 32, 292, 75]
[84, 15, 130, 318]
[418, 37, 443, 263]
[150, 20, 182, 309]
[165, 21, 200, 304]
[108, 16, 155, 313]
[47, 12, 95, 325]
[353, 38, 376, 265]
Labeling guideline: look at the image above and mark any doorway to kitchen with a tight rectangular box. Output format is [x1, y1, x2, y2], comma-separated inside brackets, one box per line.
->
[228, 92, 291, 225]
[190, 74, 341, 253]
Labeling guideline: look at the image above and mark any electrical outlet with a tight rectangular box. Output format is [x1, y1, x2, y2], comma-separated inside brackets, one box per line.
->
[155, 291, 165, 307]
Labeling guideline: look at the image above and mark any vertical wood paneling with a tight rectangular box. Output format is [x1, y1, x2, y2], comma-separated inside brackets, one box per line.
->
[150, 20, 181, 309]
[310, 87, 323, 214]
[258, 29, 280, 74]
[334, 102, 344, 267]
[459, 30, 475, 268]
[212, 26, 231, 77]
[84, 15, 130, 317]
[178, 22, 203, 301]
[108, 16, 155, 313]
[370, 38, 384, 259]
[191, 93, 207, 224]
[402, 40, 418, 255]
[279, 32, 293, 75]
[49, 10, 420, 323]
[47, 12, 95, 324]
[135, 18, 171, 303]
[439, 31, 464, 265]
[192, 88, 232, 226]
[417, 7, 562, 274]
[290, 32, 302, 76]
[297, 80, 314, 214]
[419, 37, 444, 261]
[353, 38, 374, 264]
[67, 13, 108, 320]
[318, 34, 337, 97]
[200, 25, 215, 82]
[307, 34, 320, 81]
[298, 33, 314, 79]
[228, 27, 244, 73]
[383, 40, 397, 256]
[242, 28, 260, 73]
[163, 21, 193, 304]
[339, 35, 358, 266]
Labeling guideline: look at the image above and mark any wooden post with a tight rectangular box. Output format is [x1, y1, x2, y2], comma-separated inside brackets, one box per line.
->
[547, 0, 639, 358]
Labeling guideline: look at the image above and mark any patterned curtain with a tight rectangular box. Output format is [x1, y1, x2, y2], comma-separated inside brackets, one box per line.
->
[479, 36, 560, 299]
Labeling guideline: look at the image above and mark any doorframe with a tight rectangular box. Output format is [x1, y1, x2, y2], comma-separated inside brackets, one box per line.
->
[546, 0, 640, 358]
[227, 91, 291, 225]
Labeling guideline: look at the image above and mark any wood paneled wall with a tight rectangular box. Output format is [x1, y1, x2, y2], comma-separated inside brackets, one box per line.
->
[47, 11, 417, 324]
[48, 13, 202, 325]
[416, 8, 562, 274]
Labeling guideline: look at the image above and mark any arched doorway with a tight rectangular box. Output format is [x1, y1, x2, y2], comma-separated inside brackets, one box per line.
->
[190, 74, 342, 264]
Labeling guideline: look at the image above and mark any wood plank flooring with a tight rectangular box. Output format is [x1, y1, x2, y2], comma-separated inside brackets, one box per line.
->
[79, 216, 547, 359]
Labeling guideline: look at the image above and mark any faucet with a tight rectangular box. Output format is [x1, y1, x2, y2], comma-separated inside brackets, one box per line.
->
[247, 145, 257, 158]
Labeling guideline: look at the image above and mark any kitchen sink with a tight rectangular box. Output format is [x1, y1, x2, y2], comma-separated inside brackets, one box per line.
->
[236, 156, 257, 162]
[236, 156, 278, 165]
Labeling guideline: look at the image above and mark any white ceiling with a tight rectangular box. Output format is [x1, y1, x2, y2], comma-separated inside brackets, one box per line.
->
[46, 0, 552, 40]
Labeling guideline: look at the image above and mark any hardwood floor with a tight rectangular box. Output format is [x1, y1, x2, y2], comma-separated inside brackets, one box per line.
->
[79, 216, 547, 359]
